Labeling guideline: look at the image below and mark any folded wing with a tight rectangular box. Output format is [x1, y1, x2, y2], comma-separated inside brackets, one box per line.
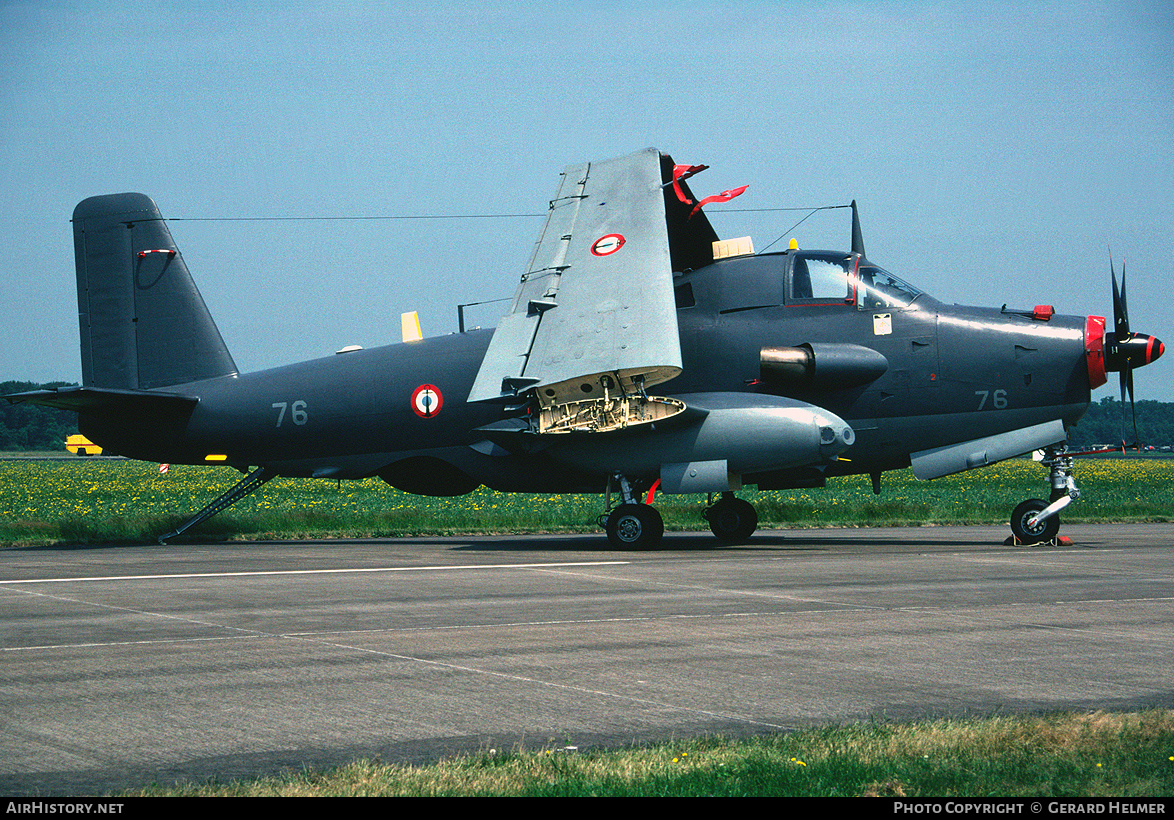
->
[468, 148, 686, 430]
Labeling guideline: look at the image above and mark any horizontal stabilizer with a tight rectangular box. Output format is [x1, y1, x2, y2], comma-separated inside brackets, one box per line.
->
[3, 385, 197, 414]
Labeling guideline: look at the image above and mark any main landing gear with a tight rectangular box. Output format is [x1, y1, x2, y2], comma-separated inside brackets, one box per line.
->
[603, 503, 664, 549]
[703, 492, 758, 544]
[599, 476, 759, 549]
[599, 474, 664, 549]
[1008, 445, 1078, 545]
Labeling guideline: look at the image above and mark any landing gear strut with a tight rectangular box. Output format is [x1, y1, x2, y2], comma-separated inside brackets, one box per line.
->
[1009, 445, 1078, 545]
[600, 474, 663, 549]
[158, 466, 274, 543]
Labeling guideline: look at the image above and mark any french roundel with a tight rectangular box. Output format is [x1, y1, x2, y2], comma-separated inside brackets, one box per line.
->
[411, 384, 443, 418]
[590, 233, 625, 256]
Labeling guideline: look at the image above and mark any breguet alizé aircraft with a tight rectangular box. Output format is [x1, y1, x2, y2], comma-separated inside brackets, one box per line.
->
[5, 148, 1165, 548]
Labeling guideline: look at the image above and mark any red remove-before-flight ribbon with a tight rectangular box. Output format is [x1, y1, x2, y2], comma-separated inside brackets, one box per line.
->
[689, 184, 749, 219]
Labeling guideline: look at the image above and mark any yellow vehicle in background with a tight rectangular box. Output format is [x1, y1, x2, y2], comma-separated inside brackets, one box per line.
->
[65, 434, 102, 456]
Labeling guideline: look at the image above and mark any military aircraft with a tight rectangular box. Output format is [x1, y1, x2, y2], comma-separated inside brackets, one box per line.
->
[4, 148, 1164, 548]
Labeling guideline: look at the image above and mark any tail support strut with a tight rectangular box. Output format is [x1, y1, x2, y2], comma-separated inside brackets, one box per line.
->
[158, 466, 275, 543]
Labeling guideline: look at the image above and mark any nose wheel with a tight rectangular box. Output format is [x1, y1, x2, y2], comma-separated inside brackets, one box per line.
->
[1008, 445, 1077, 545]
[1010, 498, 1060, 544]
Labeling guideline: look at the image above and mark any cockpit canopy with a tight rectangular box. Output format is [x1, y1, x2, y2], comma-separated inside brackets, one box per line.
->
[788, 251, 923, 309]
[673, 248, 928, 315]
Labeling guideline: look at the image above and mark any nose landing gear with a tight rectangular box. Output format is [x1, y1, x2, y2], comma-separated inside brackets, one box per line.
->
[1008, 445, 1078, 545]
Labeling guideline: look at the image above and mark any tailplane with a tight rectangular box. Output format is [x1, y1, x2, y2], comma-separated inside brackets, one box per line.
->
[73, 193, 237, 389]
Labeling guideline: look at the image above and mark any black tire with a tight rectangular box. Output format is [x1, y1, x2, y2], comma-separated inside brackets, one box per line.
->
[706, 497, 758, 543]
[1010, 498, 1059, 544]
[605, 504, 664, 550]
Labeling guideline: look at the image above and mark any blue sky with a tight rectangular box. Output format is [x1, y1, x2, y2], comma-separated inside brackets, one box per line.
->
[2, 0, 1171, 400]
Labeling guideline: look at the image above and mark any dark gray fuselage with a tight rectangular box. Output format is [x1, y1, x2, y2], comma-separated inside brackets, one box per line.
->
[80, 249, 1093, 494]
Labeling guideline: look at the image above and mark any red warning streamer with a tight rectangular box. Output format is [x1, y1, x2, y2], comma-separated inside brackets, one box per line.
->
[671, 163, 708, 204]
[689, 185, 749, 220]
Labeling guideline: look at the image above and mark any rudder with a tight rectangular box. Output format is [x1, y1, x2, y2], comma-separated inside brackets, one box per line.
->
[73, 193, 237, 389]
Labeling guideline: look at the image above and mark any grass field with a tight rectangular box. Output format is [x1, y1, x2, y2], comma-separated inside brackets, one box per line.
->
[2, 456, 1172, 546]
[122, 711, 1174, 797]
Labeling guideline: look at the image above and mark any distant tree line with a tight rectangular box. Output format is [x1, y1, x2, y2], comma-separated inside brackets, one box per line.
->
[1, 379, 1172, 453]
[1066, 396, 1174, 449]
[0, 381, 79, 451]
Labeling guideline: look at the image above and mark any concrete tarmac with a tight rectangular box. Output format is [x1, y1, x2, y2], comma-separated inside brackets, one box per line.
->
[1, 523, 1171, 794]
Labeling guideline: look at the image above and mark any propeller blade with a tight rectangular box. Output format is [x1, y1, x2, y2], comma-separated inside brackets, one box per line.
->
[1111, 254, 1130, 337]
[1119, 368, 1129, 444]
[1105, 250, 1160, 448]
[1121, 261, 1129, 333]
[1127, 367, 1139, 446]
[1116, 364, 1140, 448]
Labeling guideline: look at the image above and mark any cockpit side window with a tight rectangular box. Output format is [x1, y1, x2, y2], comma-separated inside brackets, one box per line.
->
[788, 252, 853, 303]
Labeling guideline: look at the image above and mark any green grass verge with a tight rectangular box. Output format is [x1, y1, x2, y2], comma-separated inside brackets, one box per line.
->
[119, 711, 1174, 796]
[2, 458, 1173, 546]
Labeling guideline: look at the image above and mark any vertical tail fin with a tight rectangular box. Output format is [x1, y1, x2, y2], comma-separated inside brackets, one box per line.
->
[73, 193, 237, 389]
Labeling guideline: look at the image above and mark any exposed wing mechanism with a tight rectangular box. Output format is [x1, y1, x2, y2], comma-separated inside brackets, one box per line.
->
[469, 148, 702, 434]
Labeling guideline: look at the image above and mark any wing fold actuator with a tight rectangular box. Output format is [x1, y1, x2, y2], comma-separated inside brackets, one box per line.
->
[468, 148, 686, 433]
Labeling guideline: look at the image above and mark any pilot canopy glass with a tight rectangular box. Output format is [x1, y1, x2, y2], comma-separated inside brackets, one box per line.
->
[857, 264, 922, 309]
[786, 251, 923, 309]
[790, 252, 852, 301]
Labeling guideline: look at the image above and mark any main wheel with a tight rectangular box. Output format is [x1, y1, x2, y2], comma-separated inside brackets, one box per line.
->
[705, 497, 758, 543]
[1010, 498, 1059, 544]
[605, 504, 664, 550]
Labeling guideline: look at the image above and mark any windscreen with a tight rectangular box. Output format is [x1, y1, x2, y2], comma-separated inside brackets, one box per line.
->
[857, 265, 923, 309]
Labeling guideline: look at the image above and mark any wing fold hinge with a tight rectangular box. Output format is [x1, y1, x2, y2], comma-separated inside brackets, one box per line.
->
[538, 393, 685, 434]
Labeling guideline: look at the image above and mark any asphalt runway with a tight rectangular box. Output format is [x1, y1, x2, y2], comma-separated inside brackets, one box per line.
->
[2, 523, 1172, 795]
